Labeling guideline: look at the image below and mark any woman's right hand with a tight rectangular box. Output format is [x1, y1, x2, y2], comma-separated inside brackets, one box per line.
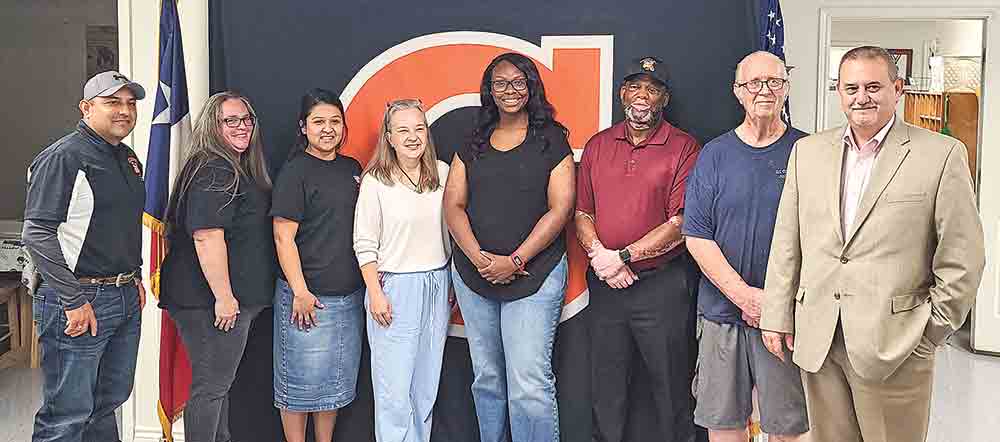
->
[214, 295, 240, 332]
[292, 290, 325, 330]
[368, 290, 393, 328]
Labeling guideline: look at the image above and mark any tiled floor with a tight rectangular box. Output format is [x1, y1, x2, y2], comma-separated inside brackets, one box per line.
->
[2, 329, 999, 442]
[926, 329, 1000, 442]
[1, 366, 41, 442]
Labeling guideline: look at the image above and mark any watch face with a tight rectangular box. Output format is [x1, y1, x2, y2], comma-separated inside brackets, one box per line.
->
[513, 256, 524, 267]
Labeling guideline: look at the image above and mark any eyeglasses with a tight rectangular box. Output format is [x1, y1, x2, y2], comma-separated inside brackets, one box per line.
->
[220, 115, 255, 128]
[492, 78, 528, 92]
[735, 78, 788, 93]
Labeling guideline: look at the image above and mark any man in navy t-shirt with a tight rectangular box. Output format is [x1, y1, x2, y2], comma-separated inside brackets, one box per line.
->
[682, 52, 810, 442]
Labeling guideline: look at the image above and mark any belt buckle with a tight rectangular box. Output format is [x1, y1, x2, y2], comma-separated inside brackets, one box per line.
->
[115, 273, 124, 287]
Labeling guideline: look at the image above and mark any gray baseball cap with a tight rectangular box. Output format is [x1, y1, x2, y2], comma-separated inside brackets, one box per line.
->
[83, 70, 146, 101]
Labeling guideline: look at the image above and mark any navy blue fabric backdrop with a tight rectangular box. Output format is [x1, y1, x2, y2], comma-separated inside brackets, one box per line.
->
[209, 1, 757, 441]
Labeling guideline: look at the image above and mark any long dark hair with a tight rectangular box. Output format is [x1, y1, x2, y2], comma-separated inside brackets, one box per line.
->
[288, 88, 348, 161]
[468, 53, 567, 158]
[165, 91, 272, 232]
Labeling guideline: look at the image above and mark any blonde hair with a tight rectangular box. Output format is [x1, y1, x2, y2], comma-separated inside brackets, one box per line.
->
[363, 99, 441, 193]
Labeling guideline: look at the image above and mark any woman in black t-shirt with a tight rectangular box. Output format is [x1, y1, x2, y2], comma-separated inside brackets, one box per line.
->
[270, 89, 365, 442]
[159, 91, 276, 442]
[443, 52, 576, 442]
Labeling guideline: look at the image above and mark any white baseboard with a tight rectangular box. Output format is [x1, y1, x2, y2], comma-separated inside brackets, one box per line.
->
[134, 426, 183, 442]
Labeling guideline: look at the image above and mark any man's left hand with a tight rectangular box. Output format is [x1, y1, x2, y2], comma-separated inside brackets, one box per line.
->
[762, 331, 794, 362]
[136, 278, 146, 310]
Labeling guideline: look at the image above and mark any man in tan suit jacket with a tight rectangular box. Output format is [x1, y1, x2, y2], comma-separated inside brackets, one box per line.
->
[760, 46, 985, 442]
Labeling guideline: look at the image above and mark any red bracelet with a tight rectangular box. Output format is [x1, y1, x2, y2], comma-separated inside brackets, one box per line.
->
[511, 253, 526, 270]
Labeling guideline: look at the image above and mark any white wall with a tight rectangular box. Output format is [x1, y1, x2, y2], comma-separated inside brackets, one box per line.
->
[117, 0, 209, 440]
[830, 20, 941, 79]
[939, 19, 986, 56]
[0, 0, 118, 220]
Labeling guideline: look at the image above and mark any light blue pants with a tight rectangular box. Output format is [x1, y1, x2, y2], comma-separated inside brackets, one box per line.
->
[367, 266, 450, 442]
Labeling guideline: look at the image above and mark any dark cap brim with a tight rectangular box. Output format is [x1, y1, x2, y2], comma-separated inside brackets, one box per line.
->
[623, 72, 667, 87]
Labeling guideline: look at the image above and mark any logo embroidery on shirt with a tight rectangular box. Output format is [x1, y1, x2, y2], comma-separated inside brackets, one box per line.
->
[127, 156, 143, 179]
[769, 159, 787, 181]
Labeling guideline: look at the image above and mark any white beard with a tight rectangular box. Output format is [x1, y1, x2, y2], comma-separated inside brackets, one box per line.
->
[625, 104, 659, 126]
[625, 106, 662, 126]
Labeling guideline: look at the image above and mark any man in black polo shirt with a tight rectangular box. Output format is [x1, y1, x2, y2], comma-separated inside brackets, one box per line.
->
[23, 70, 147, 442]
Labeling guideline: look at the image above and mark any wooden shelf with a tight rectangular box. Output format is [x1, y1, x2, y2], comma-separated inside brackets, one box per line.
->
[904, 91, 979, 184]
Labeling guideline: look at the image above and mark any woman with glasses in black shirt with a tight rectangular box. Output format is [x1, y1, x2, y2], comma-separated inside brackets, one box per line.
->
[160, 91, 276, 442]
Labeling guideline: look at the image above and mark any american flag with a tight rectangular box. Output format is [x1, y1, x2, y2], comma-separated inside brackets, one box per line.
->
[760, 0, 791, 123]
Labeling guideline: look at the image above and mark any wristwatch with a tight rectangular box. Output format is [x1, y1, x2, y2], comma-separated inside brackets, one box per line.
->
[618, 248, 632, 264]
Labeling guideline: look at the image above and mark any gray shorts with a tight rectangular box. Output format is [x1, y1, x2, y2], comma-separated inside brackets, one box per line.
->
[692, 317, 809, 435]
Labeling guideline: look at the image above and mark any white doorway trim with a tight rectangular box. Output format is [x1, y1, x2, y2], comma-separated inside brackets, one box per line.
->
[817, 6, 1000, 355]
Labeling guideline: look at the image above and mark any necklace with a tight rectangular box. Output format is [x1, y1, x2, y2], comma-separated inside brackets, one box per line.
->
[398, 164, 422, 193]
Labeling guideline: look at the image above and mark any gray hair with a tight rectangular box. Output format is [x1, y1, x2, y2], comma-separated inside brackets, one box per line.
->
[838, 46, 899, 81]
[165, 91, 272, 224]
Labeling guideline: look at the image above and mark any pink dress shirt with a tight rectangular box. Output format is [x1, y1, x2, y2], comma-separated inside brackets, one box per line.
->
[841, 116, 895, 236]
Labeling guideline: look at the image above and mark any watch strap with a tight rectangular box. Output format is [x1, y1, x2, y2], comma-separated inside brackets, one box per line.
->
[511, 253, 526, 270]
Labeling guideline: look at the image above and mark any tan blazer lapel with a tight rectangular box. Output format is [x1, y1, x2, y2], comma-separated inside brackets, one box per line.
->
[843, 119, 911, 248]
[828, 131, 846, 246]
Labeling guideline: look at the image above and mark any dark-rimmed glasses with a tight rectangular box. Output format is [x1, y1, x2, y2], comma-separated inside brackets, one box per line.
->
[220, 115, 255, 128]
[492, 78, 528, 92]
[735, 78, 788, 93]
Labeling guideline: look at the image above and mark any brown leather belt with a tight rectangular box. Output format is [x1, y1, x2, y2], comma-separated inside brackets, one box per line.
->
[78, 270, 139, 287]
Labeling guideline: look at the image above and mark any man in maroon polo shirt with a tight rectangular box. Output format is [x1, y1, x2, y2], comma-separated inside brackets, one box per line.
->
[576, 57, 702, 442]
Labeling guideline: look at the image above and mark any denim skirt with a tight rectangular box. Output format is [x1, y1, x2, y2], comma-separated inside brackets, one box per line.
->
[273, 278, 365, 412]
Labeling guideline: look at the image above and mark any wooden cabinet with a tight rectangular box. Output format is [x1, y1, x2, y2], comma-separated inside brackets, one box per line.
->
[0, 280, 32, 369]
[904, 91, 980, 183]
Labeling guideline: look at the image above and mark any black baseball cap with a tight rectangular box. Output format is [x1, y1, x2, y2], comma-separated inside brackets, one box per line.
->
[623, 56, 669, 89]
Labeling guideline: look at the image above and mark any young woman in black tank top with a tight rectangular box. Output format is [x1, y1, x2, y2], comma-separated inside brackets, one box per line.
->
[443, 52, 575, 442]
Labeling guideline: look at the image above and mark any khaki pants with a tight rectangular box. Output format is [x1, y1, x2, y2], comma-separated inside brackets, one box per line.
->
[801, 324, 935, 442]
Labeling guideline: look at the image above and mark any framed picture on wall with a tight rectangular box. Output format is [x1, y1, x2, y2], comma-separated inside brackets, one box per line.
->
[887, 48, 913, 85]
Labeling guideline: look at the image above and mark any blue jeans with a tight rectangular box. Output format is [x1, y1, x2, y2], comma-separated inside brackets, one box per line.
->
[273, 279, 365, 412]
[367, 267, 450, 442]
[452, 255, 566, 442]
[32, 282, 141, 442]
